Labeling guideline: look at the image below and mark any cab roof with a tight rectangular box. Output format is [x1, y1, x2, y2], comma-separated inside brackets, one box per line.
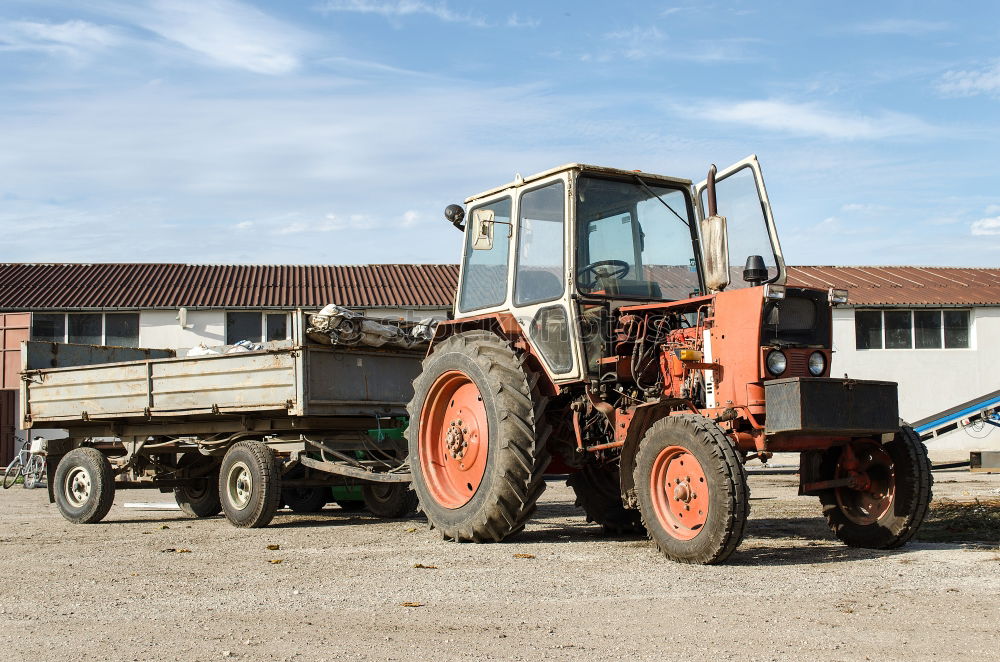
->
[465, 163, 694, 204]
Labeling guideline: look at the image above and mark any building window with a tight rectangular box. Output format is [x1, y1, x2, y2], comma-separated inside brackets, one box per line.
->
[226, 312, 290, 344]
[31, 314, 66, 343]
[31, 312, 140, 347]
[855, 309, 970, 350]
[105, 313, 140, 348]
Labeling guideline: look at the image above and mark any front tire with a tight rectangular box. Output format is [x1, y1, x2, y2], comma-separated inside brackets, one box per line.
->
[407, 332, 549, 542]
[634, 415, 749, 564]
[819, 426, 932, 549]
[219, 441, 281, 528]
[53, 447, 116, 524]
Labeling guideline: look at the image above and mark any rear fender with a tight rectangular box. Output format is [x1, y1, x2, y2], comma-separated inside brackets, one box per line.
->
[429, 313, 560, 397]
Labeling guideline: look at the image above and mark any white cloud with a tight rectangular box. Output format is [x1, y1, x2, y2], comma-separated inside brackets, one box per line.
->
[971, 216, 1000, 236]
[0, 19, 120, 58]
[938, 60, 1000, 97]
[688, 99, 933, 140]
[986, 204, 1000, 215]
[109, 0, 310, 74]
[506, 13, 539, 29]
[318, 1, 489, 27]
[853, 19, 950, 35]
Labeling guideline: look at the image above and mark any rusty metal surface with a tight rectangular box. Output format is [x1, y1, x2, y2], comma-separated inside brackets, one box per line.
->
[786, 266, 1000, 306]
[765, 377, 900, 436]
[0, 390, 14, 465]
[23, 341, 174, 371]
[0, 263, 459, 311]
[0, 263, 996, 312]
[22, 344, 421, 427]
[0, 312, 29, 389]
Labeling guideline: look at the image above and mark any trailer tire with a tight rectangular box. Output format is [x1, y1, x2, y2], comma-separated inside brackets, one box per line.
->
[819, 426, 932, 549]
[53, 447, 116, 524]
[567, 465, 644, 536]
[407, 331, 550, 542]
[219, 441, 282, 528]
[361, 483, 418, 518]
[634, 415, 749, 564]
[283, 487, 328, 514]
[174, 478, 222, 518]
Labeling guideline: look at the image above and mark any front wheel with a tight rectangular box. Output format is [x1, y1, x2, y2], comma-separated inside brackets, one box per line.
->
[634, 415, 749, 564]
[3, 459, 21, 489]
[819, 426, 932, 549]
[53, 447, 116, 524]
[219, 441, 282, 528]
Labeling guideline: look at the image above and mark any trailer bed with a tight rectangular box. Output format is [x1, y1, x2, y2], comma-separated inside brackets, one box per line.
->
[21, 341, 423, 428]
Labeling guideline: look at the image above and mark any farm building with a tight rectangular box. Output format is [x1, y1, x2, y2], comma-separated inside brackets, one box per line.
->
[0, 263, 997, 462]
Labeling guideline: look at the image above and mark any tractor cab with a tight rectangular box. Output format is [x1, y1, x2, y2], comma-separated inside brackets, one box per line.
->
[448, 156, 787, 383]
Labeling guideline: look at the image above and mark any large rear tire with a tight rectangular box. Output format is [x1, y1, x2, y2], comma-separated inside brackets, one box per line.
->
[53, 447, 116, 524]
[819, 426, 932, 549]
[567, 464, 644, 536]
[634, 415, 749, 564]
[407, 331, 549, 542]
[219, 441, 282, 528]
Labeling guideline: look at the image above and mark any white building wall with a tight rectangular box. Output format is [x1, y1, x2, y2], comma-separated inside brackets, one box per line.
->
[830, 306, 1000, 423]
[139, 310, 226, 352]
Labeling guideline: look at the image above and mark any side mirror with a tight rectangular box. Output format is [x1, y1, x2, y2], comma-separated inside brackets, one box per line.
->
[471, 208, 495, 250]
[700, 214, 730, 293]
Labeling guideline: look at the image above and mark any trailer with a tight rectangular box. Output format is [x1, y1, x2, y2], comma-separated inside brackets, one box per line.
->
[20, 328, 424, 527]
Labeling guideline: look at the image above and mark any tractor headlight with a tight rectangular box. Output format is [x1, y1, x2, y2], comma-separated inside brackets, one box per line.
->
[808, 351, 826, 376]
[765, 350, 787, 376]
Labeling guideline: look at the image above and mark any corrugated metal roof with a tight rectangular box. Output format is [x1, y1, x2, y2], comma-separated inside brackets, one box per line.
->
[0, 263, 460, 310]
[786, 266, 1000, 306]
[0, 263, 996, 311]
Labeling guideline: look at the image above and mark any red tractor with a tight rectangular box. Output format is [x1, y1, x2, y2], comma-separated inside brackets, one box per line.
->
[406, 156, 931, 564]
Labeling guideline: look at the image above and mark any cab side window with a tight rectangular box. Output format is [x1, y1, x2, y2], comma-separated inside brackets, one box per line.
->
[514, 181, 565, 306]
[458, 197, 512, 312]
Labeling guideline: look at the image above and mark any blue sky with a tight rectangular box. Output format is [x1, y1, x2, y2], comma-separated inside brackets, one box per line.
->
[1, 1, 999, 266]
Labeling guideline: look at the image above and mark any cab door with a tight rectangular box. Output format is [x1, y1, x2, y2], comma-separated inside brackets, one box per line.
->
[695, 155, 786, 286]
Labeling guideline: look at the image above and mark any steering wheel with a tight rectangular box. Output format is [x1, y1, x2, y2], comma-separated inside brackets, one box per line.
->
[578, 259, 630, 283]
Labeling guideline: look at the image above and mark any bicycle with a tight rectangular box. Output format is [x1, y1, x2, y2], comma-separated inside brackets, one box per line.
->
[3, 437, 47, 489]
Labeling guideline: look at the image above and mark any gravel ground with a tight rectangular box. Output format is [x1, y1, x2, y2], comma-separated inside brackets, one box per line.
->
[1, 469, 998, 662]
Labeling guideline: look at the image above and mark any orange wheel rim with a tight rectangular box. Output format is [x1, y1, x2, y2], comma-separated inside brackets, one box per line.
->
[649, 445, 709, 541]
[418, 371, 488, 509]
[835, 440, 895, 525]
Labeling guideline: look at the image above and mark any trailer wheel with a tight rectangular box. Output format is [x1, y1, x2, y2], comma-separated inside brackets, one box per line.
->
[219, 441, 282, 528]
[174, 478, 222, 518]
[819, 426, 932, 549]
[53, 447, 116, 524]
[283, 487, 328, 513]
[567, 465, 644, 536]
[361, 483, 418, 518]
[407, 331, 549, 542]
[633, 415, 749, 564]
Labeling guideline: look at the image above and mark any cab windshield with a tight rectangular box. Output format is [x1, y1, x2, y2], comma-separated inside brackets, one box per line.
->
[576, 174, 700, 301]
